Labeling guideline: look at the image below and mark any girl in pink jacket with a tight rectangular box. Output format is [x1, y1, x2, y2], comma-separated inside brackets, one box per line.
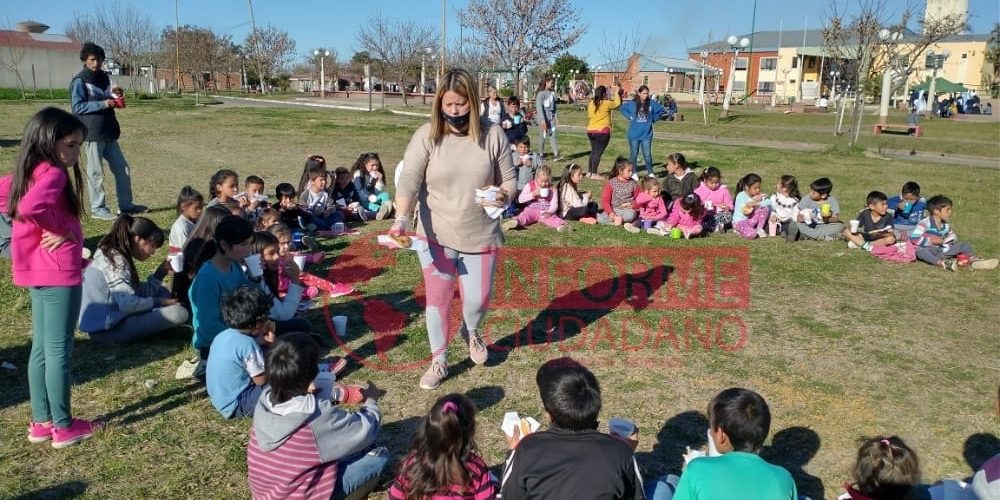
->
[634, 177, 668, 231]
[5, 107, 101, 448]
[665, 193, 707, 238]
[693, 167, 735, 233]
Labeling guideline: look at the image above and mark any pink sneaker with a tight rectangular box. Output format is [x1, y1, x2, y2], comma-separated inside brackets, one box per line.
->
[328, 282, 355, 298]
[27, 421, 53, 443]
[51, 418, 102, 448]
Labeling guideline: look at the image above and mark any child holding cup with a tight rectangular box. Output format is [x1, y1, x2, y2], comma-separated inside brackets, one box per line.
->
[843, 191, 896, 252]
[788, 177, 844, 242]
[502, 165, 569, 232]
[79, 216, 189, 343]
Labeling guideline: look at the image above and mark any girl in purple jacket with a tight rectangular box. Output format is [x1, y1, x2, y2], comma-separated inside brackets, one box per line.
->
[5, 107, 102, 448]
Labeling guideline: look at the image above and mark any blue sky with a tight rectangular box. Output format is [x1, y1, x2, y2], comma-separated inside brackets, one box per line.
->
[3, 0, 997, 65]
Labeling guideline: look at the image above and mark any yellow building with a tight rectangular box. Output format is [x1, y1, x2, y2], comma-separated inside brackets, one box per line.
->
[902, 34, 991, 92]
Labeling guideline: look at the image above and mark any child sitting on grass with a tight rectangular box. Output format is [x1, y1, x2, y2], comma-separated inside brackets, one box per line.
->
[351, 152, 394, 220]
[768, 175, 800, 241]
[169, 186, 203, 249]
[511, 136, 541, 194]
[887, 181, 926, 236]
[238, 175, 269, 222]
[840, 436, 928, 500]
[248, 332, 388, 500]
[732, 173, 771, 239]
[274, 182, 314, 233]
[207, 169, 246, 213]
[388, 394, 496, 499]
[649, 388, 797, 500]
[557, 163, 597, 223]
[500, 357, 644, 499]
[598, 156, 641, 233]
[206, 285, 273, 419]
[664, 193, 706, 239]
[503, 165, 570, 232]
[663, 153, 698, 206]
[331, 166, 367, 222]
[844, 191, 896, 251]
[693, 166, 734, 234]
[789, 177, 844, 241]
[635, 177, 668, 233]
[910, 195, 998, 271]
[299, 163, 343, 230]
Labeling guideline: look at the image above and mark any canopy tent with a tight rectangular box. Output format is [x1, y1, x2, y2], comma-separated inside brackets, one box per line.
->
[911, 77, 968, 93]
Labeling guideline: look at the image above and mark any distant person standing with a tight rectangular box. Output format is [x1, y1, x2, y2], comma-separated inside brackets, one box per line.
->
[535, 77, 560, 160]
[70, 42, 145, 221]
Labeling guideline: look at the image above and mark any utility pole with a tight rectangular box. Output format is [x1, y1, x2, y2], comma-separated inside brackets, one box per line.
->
[440, 0, 446, 79]
[247, 0, 259, 92]
[174, 0, 181, 93]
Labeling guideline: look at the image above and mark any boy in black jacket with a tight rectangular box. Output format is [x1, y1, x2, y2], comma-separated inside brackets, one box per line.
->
[500, 357, 644, 500]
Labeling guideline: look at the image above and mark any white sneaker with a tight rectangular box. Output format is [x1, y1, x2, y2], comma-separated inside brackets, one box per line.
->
[419, 361, 448, 390]
[847, 241, 859, 249]
[647, 227, 666, 236]
[502, 220, 519, 231]
[756, 228, 767, 238]
[623, 224, 641, 233]
[556, 224, 571, 232]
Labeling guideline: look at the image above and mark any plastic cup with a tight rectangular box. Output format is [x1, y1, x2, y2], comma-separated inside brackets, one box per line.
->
[167, 252, 184, 273]
[768, 220, 778, 237]
[332, 315, 348, 337]
[821, 203, 832, 217]
[292, 253, 307, 271]
[114, 96, 126, 108]
[539, 187, 550, 198]
[244, 254, 263, 278]
[849, 219, 860, 234]
[704, 200, 714, 211]
[670, 227, 683, 239]
[608, 417, 636, 438]
[333, 222, 346, 234]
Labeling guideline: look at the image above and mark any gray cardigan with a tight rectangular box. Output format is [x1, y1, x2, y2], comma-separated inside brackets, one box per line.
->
[79, 249, 168, 332]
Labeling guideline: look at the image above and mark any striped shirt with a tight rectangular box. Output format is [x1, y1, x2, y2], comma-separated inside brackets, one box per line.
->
[387, 453, 496, 500]
[909, 216, 954, 247]
[247, 426, 337, 500]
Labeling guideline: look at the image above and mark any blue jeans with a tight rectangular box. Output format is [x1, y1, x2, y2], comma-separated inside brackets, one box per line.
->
[84, 140, 135, 211]
[333, 446, 389, 500]
[309, 211, 344, 230]
[232, 382, 264, 418]
[644, 474, 679, 500]
[629, 138, 653, 175]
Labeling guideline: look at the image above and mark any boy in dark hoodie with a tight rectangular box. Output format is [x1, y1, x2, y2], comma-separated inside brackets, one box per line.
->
[248, 332, 388, 500]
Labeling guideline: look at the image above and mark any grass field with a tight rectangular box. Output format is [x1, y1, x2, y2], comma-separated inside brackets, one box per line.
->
[0, 98, 998, 500]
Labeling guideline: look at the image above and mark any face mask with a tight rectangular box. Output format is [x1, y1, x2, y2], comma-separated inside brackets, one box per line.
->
[442, 111, 470, 129]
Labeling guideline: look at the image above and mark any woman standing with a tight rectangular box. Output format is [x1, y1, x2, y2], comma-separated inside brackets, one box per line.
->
[535, 77, 559, 159]
[586, 85, 622, 179]
[4, 107, 101, 447]
[390, 68, 516, 390]
[620, 85, 665, 177]
[480, 87, 505, 126]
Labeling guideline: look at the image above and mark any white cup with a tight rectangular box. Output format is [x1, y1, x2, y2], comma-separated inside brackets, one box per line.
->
[704, 200, 714, 211]
[539, 187, 550, 198]
[167, 252, 184, 273]
[292, 253, 307, 271]
[849, 219, 860, 234]
[244, 254, 264, 278]
[333, 222, 346, 234]
[332, 315, 348, 337]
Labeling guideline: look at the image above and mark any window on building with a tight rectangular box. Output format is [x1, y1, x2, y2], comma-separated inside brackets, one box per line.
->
[735, 57, 748, 70]
[760, 58, 777, 70]
[732, 81, 746, 92]
[789, 79, 797, 84]
[643, 75, 649, 85]
[758, 81, 775, 93]
[669, 75, 675, 88]
[791, 57, 798, 69]
[807, 58, 816, 68]
[961, 53, 967, 59]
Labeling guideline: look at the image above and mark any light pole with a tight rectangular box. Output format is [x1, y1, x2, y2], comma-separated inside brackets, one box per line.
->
[720, 35, 750, 119]
[421, 46, 432, 105]
[924, 48, 950, 117]
[877, 28, 902, 124]
[570, 69, 579, 100]
[829, 70, 841, 105]
[313, 49, 329, 99]
[698, 50, 708, 105]
[553, 73, 561, 97]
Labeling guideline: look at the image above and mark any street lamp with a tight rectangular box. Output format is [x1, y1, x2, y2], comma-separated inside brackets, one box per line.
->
[877, 29, 903, 124]
[554, 73, 561, 95]
[570, 69, 579, 100]
[720, 35, 750, 119]
[313, 49, 329, 99]
[924, 48, 950, 117]
[421, 46, 433, 105]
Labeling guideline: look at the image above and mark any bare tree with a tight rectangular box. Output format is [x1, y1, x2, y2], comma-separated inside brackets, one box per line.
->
[459, 0, 585, 96]
[823, 0, 967, 146]
[304, 47, 338, 92]
[67, 3, 159, 93]
[245, 25, 296, 93]
[356, 11, 437, 106]
[595, 29, 643, 88]
[160, 25, 227, 97]
[0, 19, 28, 99]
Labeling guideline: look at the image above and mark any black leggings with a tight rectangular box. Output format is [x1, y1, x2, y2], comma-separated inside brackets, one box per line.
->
[587, 132, 611, 174]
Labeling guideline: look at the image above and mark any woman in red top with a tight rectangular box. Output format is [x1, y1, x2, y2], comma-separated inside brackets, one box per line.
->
[5, 107, 102, 448]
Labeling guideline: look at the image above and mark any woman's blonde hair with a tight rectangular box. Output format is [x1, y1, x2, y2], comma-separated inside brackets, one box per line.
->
[430, 68, 484, 146]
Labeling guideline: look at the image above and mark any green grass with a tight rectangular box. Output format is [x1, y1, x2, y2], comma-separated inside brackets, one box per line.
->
[0, 99, 998, 499]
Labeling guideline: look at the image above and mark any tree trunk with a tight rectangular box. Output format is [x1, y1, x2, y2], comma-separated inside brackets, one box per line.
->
[400, 71, 408, 106]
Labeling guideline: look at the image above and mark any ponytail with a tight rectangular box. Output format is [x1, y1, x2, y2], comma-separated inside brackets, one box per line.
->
[700, 166, 722, 183]
[736, 173, 762, 193]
